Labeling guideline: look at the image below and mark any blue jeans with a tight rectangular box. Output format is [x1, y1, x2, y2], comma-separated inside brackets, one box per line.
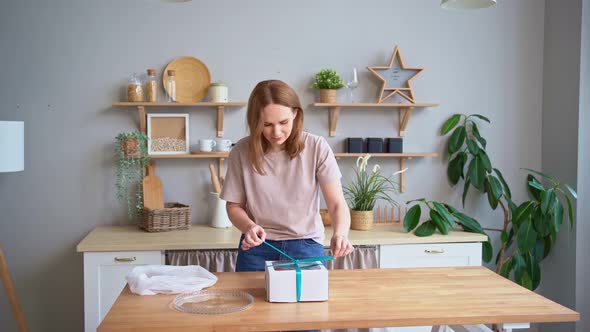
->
[236, 235, 325, 272]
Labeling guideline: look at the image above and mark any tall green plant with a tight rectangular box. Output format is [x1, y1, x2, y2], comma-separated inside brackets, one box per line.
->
[438, 114, 577, 290]
[343, 155, 401, 211]
[115, 131, 149, 220]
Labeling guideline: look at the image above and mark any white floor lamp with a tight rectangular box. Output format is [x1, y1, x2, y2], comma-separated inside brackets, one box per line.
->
[0, 120, 27, 332]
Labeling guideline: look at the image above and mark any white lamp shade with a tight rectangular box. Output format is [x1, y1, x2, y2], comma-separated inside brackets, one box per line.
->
[0, 121, 24, 172]
[441, 0, 497, 9]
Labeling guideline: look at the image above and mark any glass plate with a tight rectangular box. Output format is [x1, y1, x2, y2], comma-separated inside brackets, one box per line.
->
[171, 289, 254, 315]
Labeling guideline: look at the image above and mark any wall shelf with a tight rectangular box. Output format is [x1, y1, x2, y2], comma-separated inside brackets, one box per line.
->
[112, 102, 247, 137]
[334, 152, 438, 192]
[313, 102, 438, 137]
[148, 152, 229, 178]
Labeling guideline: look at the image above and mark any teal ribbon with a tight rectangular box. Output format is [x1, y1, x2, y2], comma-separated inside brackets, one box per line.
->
[264, 241, 333, 302]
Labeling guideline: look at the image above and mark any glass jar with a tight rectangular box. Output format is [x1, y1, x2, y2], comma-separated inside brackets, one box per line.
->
[127, 73, 144, 102]
[209, 82, 228, 102]
[146, 69, 157, 102]
[166, 70, 176, 102]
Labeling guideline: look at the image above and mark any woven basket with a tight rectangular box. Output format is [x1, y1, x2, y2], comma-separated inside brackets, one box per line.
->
[139, 202, 191, 232]
[350, 210, 374, 231]
[319, 89, 337, 103]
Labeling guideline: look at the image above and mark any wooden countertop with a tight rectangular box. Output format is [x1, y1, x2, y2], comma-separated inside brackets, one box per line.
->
[98, 267, 579, 331]
[76, 225, 487, 252]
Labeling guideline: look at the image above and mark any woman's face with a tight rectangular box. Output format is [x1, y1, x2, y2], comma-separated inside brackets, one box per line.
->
[261, 103, 296, 151]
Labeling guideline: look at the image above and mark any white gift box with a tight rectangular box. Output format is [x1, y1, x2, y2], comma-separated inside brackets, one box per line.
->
[265, 260, 329, 303]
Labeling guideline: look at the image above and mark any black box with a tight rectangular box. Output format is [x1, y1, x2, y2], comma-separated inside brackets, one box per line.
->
[367, 138, 384, 153]
[347, 138, 364, 153]
[386, 138, 403, 153]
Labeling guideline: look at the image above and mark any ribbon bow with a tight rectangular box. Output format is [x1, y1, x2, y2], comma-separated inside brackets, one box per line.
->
[264, 241, 333, 302]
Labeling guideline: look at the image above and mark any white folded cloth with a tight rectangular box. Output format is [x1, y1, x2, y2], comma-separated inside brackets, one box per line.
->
[126, 265, 218, 295]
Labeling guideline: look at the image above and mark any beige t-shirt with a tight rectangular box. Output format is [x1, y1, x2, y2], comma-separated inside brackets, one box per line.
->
[220, 132, 341, 243]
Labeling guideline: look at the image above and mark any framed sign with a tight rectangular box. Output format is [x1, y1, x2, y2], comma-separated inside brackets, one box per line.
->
[147, 113, 190, 155]
[367, 46, 424, 104]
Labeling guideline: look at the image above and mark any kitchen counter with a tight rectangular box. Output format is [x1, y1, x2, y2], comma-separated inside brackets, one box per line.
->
[76, 224, 487, 252]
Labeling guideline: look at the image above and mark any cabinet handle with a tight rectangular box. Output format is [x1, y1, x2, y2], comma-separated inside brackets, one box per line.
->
[424, 249, 445, 254]
[114, 256, 137, 262]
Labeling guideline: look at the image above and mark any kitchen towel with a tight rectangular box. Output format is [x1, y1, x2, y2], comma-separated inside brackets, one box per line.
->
[126, 265, 217, 295]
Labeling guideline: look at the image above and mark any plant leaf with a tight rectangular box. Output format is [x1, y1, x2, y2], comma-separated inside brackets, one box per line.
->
[455, 212, 485, 234]
[441, 114, 462, 135]
[468, 156, 485, 190]
[532, 206, 550, 237]
[482, 241, 493, 263]
[414, 220, 436, 237]
[553, 199, 564, 233]
[430, 210, 449, 235]
[519, 271, 533, 290]
[564, 183, 578, 199]
[501, 231, 508, 244]
[513, 201, 535, 227]
[471, 122, 487, 149]
[525, 253, 541, 290]
[462, 179, 471, 208]
[513, 251, 526, 281]
[565, 195, 575, 227]
[448, 126, 467, 155]
[403, 205, 421, 232]
[466, 139, 480, 155]
[523, 168, 557, 184]
[541, 188, 556, 215]
[489, 176, 504, 200]
[479, 150, 492, 173]
[499, 257, 513, 278]
[432, 202, 456, 228]
[472, 114, 491, 123]
[447, 152, 466, 185]
[493, 168, 511, 198]
[517, 219, 538, 253]
[485, 178, 499, 210]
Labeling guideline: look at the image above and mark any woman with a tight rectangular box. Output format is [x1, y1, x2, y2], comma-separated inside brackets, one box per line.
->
[220, 80, 354, 272]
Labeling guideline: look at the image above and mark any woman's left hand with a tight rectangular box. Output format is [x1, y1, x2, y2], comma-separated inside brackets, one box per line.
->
[330, 235, 354, 258]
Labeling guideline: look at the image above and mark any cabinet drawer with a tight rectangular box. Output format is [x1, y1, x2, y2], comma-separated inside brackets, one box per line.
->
[86, 251, 163, 265]
[379, 243, 482, 268]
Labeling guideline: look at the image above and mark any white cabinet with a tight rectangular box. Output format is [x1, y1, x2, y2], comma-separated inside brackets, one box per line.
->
[379, 243, 482, 268]
[83, 251, 164, 332]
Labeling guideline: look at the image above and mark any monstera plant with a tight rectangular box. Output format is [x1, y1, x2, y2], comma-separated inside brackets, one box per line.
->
[410, 113, 578, 291]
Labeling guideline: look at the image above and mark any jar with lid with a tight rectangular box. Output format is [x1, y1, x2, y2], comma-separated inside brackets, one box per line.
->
[146, 69, 157, 102]
[127, 73, 144, 102]
[165, 70, 176, 102]
[209, 82, 228, 102]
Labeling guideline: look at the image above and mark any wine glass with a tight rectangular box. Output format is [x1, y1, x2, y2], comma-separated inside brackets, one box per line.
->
[346, 68, 359, 103]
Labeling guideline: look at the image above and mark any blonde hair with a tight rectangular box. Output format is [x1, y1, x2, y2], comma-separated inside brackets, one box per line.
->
[246, 80, 304, 175]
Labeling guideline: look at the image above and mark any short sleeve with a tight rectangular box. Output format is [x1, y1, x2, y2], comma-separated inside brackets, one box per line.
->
[315, 137, 342, 185]
[220, 147, 246, 204]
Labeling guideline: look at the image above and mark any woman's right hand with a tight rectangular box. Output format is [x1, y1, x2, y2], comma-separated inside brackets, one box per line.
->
[241, 224, 266, 250]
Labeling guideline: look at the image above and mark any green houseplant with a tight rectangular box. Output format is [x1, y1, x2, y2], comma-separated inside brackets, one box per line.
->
[405, 113, 577, 291]
[311, 69, 345, 103]
[115, 131, 149, 220]
[343, 155, 402, 230]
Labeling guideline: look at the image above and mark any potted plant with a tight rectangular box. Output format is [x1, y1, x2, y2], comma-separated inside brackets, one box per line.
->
[115, 131, 149, 220]
[404, 114, 578, 293]
[311, 69, 345, 103]
[343, 155, 403, 230]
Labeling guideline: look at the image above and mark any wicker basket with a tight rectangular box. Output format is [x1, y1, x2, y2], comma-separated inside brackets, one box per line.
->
[139, 202, 191, 232]
[350, 210, 374, 231]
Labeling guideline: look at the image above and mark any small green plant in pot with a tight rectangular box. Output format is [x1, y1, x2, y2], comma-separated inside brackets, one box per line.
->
[115, 131, 149, 220]
[343, 155, 402, 230]
[311, 69, 345, 103]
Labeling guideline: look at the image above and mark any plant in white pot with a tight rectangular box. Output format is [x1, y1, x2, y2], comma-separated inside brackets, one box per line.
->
[311, 69, 345, 103]
[343, 155, 403, 230]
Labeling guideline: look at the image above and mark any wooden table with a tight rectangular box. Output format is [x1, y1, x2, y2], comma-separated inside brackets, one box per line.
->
[98, 267, 578, 332]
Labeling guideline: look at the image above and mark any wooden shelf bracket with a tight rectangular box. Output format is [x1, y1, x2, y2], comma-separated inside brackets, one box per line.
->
[217, 106, 224, 137]
[399, 107, 414, 137]
[329, 106, 341, 137]
[138, 106, 147, 134]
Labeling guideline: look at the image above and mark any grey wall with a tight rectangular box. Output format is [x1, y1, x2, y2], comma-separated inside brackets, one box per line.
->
[575, 0, 590, 331]
[0, 0, 573, 331]
[539, 0, 583, 331]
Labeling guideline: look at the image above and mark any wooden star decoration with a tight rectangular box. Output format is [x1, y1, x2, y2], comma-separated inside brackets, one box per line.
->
[367, 46, 424, 104]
